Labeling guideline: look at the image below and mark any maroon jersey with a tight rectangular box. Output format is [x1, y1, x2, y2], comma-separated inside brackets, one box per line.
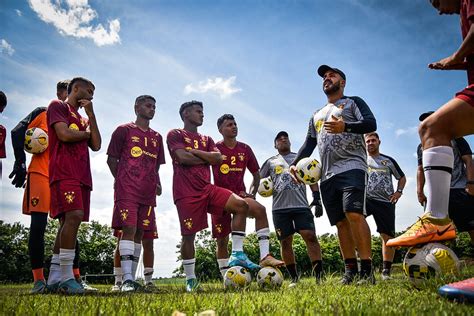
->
[0, 125, 6, 158]
[166, 129, 218, 202]
[462, 0, 474, 84]
[107, 123, 165, 206]
[212, 141, 259, 195]
[47, 100, 91, 187]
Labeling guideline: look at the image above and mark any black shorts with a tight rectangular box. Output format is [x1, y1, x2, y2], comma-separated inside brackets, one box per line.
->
[320, 169, 366, 226]
[365, 198, 395, 237]
[272, 207, 315, 240]
[449, 189, 474, 232]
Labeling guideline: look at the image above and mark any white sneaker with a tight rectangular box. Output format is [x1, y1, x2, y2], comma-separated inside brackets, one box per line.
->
[111, 283, 121, 292]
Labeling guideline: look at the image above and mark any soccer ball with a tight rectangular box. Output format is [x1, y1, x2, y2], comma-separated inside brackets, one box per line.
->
[224, 266, 252, 290]
[257, 177, 273, 197]
[295, 157, 321, 185]
[24, 127, 48, 154]
[403, 243, 460, 286]
[256, 267, 283, 290]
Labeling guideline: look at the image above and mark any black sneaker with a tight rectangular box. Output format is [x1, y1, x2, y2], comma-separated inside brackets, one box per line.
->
[357, 271, 376, 285]
[340, 271, 357, 285]
[381, 269, 391, 281]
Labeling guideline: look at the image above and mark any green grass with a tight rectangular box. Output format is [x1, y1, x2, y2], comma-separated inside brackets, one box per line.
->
[1, 268, 473, 315]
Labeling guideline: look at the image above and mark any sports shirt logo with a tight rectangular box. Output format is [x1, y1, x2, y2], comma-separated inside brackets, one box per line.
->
[220, 164, 230, 174]
[131, 146, 143, 158]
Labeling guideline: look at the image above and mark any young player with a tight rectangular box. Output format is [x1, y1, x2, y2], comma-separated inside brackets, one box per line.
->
[107, 95, 165, 292]
[47, 77, 101, 294]
[166, 100, 257, 292]
[0, 91, 6, 177]
[211, 114, 284, 277]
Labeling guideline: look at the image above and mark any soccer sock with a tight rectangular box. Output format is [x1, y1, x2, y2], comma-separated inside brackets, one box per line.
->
[256, 228, 270, 260]
[59, 248, 75, 282]
[217, 258, 230, 277]
[29, 212, 47, 271]
[360, 259, 372, 277]
[286, 264, 298, 281]
[311, 260, 323, 279]
[382, 261, 392, 274]
[144, 267, 153, 284]
[47, 254, 61, 285]
[183, 258, 196, 280]
[113, 267, 123, 285]
[119, 240, 135, 282]
[423, 146, 454, 219]
[344, 258, 358, 275]
[32, 268, 45, 282]
[73, 240, 80, 270]
[73, 268, 81, 280]
[231, 231, 245, 252]
[132, 242, 142, 279]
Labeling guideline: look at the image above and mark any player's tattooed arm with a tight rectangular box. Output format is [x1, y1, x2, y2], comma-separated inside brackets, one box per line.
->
[188, 148, 223, 165]
[174, 148, 207, 165]
[53, 121, 90, 143]
[107, 155, 119, 178]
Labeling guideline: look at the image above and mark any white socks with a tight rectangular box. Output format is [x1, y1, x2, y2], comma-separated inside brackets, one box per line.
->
[132, 242, 142, 279]
[119, 240, 135, 282]
[217, 258, 230, 277]
[183, 258, 196, 280]
[48, 253, 61, 285]
[231, 231, 245, 252]
[113, 267, 122, 285]
[257, 228, 270, 260]
[59, 248, 75, 282]
[144, 267, 153, 284]
[423, 146, 454, 218]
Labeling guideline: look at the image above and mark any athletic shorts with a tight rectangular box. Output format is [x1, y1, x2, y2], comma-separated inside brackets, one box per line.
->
[50, 179, 90, 221]
[211, 212, 232, 239]
[113, 226, 158, 240]
[272, 207, 315, 240]
[449, 189, 474, 232]
[175, 184, 233, 235]
[320, 169, 367, 226]
[455, 84, 474, 107]
[112, 201, 156, 232]
[365, 198, 395, 237]
[23, 172, 50, 215]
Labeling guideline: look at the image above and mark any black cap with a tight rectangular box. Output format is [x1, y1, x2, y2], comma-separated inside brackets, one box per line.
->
[317, 65, 346, 81]
[274, 131, 289, 143]
[419, 111, 434, 122]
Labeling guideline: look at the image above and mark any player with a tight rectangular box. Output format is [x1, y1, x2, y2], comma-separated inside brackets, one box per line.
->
[0, 91, 6, 177]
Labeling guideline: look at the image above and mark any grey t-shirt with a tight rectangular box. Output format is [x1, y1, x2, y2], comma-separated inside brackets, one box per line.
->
[367, 153, 405, 202]
[307, 96, 375, 182]
[417, 138, 472, 189]
[260, 152, 309, 211]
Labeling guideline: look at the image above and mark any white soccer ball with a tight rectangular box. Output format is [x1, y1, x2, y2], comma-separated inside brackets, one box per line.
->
[24, 127, 48, 154]
[224, 266, 252, 290]
[403, 243, 460, 287]
[256, 267, 283, 290]
[295, 157, 321, 185]
[257, 177, 273, 197]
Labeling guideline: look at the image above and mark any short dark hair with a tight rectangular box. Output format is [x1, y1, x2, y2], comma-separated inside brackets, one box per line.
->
[365, 132, 379, 139]
[67, 77, 95, 95]
[57, 80, 70, 91]
[0, 91, 6, 108]
[135, 95, 156, 106]
[217, 114, 235, 128]
[179, 100, 203, 120]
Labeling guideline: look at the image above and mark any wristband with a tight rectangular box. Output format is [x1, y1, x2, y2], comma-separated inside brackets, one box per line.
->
[396, 189, 403, 194]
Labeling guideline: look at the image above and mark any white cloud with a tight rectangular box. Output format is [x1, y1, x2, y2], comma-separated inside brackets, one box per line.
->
[184, 76, 242, 99]
[15, 9, 23, 17]
[0, 39, 15, 56]
[28, 0, 120, 46]
[395, 126, 418, 137]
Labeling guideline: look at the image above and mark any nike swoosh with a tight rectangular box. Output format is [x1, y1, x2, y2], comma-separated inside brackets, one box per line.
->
[437, 225, 452, 236]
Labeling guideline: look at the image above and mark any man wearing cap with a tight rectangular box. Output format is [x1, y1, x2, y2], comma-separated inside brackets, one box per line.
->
[290, 65, 377, 284]
[260, 131, 323, 287]
[416, 111, 474, 245]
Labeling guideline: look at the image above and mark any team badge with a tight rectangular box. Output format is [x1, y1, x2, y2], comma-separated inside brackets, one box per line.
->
[184, 218, 193, 230]
[215, 224, 223, 233]
[69, 123, 79, 130]
[151, 138, 157, 147]
[381, 160, 388, 166]
[64, 191, 75, 204]
[31, 197, 39, 207]
[120, 209, 129, 221]
[220, 164, 230, 174]
[275, 165, 283, 175]
[143, 219, 150, 227]
[131, 136, 140, 143]
[131, 146, 143, 157]
[238, 153, 245, 161]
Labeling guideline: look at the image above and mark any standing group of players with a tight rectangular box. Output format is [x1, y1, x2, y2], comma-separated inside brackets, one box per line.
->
[2, 0, 474, 298]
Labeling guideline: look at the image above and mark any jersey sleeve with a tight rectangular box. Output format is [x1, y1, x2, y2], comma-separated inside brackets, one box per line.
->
[386, 155, 405, 180]
[47, 100, 69, 129]
[157, 133, 166, 165]
[166, 129, 185, 154]
[260, 159, 271, 178]
[11, 107, 47, 162]
[454, 137, 473, 156]
[207, 136, 219, 152]
[417, 144, 423, 166]
[107, 126, 127, 159]
[246, 145, 260, 174]
[345, 96, 377, 134]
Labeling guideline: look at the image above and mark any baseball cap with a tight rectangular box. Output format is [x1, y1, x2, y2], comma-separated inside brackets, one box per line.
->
[274, 131, 289, 143]
[419, 111, 435, 122]
[317, 65, 346, 81]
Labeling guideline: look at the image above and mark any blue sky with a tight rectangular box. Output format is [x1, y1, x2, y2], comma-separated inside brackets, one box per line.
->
[1, 0, 473, 277]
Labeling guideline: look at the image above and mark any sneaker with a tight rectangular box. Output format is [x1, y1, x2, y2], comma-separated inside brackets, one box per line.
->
[30, 280, 46, 294]
[121, 279, 142, 292]
[185, 278, 200, 293]
[340, 271, 357, 285]
[228, 251, 260, 270]
[438, 278, 474, 303]
[46, 281, 60, 293]
[78, 280, 98, 292]
[260, 254, 285, 267]
[357, 272, 376, 285]
[381, 270, 392, 281]
[58, 278, 85, 295]
[386, 214, 456, 247]
[288, 277, 299, 288]
[111, 283, 122, 292]
[143, 282, 159, 293]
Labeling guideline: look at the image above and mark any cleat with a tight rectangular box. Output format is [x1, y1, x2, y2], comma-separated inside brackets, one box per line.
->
[30, 280, 46, 294]
[185, 278, 200, 293]
[228, 251, 260, 270]
[111, 283, 122, 292]
[46, 281, 60, 293]
[78, 280, 98, 292]
[121, 279, 142, 292]
[438, 278, 474, 303]
[381, 270, 392, 281]
[357, 272, 376, 285]
[58, 278, 85, 295]
[386, 214, 456, 248]
[143, 282, 159, 293]
[259, 254, 285, 267]
[340, 272, 357, 285]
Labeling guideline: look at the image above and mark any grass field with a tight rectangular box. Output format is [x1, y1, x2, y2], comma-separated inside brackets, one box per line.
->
[1, 268, 473, 315]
